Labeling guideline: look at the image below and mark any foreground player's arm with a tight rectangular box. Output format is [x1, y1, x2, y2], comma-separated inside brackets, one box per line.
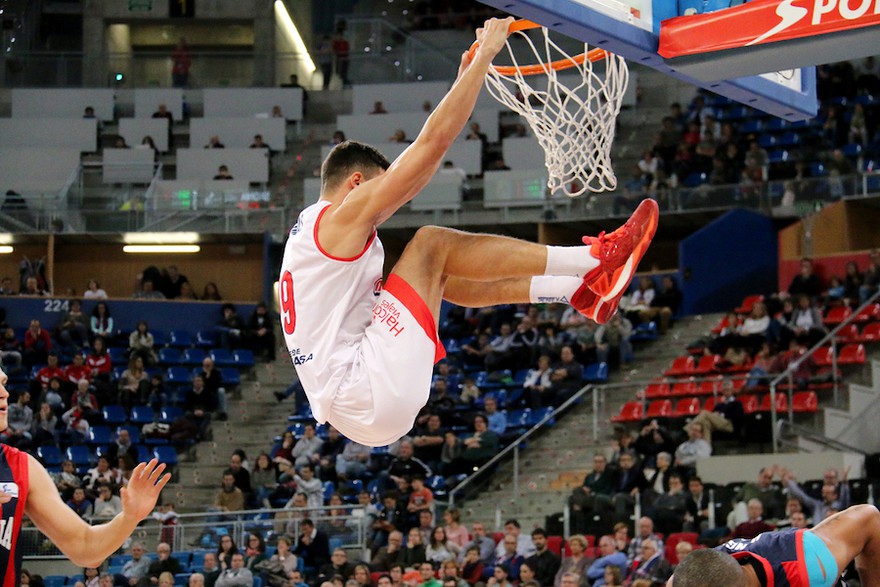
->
[25, 456, 170, 567]
[336, 17, 514, 227]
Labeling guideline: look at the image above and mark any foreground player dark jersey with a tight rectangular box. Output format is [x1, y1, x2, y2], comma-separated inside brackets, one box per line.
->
[0, 444, 29, 587]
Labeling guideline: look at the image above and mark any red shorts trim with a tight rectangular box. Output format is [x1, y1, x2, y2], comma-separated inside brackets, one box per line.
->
[384, 273, 446, 364]
[314, 204, 376, 262]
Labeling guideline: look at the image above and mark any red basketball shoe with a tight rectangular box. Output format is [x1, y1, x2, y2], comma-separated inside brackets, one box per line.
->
[572, 199, 659, 323]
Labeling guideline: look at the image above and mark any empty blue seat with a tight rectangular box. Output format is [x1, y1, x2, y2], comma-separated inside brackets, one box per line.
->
[776, 132, 801, 147]
[220, 367, 241, 387]
[166, 366, 192, 386]
[195, 330, 217, 348]
[630, 321, 659, 342]
[151, 330, 167, 347]
[102, 405, 127, 425]
[135, 444, 152, 463]
[322, 481, 335, 502]
[232, 349, 255, 368]
[44, 576, 68, 587]
[108, 347, 129, 364]
[130, 405, 156, 425]
[841, 143, 863, 158]
[159, 348, 182, 366]
[159, 406, 183, 424]
[89, 425, 113, 446]
[169, 330, 193, 348]
[37, 445, 63, 468]
[209, 348, 236, 368]
[153, 445, 179, 466]
[181, 348, 206, 366]
[65, 445, 92, 472]
[583, 362, 609, 383]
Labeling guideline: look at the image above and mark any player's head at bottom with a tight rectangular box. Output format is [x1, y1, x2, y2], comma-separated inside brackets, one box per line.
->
[668, 549, 745, 587]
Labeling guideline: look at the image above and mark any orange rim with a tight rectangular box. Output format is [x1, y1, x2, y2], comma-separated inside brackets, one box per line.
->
[467, 19, 608, 76]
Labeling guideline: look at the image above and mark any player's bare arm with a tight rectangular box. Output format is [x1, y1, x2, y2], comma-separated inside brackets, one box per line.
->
[317, 17, 514, 259]
[25, 455, 170, 567]
[811, 504, 880, 587]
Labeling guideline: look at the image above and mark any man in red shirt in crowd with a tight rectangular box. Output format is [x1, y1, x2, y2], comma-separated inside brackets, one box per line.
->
[64, 352, 91, 390]
[32, 352, 65, 398]
[23, 319, 52, 367]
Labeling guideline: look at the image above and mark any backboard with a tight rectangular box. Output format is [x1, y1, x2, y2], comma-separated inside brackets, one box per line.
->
[476, 0, 818, 120]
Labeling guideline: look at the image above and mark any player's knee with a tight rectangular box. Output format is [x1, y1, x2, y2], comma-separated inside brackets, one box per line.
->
[411, 225, 449, 246]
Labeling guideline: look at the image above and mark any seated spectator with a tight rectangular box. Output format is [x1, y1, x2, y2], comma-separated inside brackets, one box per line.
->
[244, 533, 267, 570]
[412, 413, 445, 472]
[217, 303, 246, 348]
[184, 375, 215, 441]
[687, 378, 743, 441]
[774, 496, 806, 529]
[216, 553, 253, 587]
[203, 281, 223, 300]
[633, 420, 674, 470]
[745, 342, 777, 390]
[732, 498, 775, 539]
[388, 129, 409, 143]
[214, 165, 234, 180]
[446, 415, 499, 475]
[32, 352, 65, 398]
[787, 257, 823, 300]
[58, 299, 90, 353]
[246, 302, 276, 362]
[83, 455, 117, 494]
[625, 539, 671, 586]
[267, 537, 300, 584]
[129, 320, 158, 366]
[2, 390, 33, 449]
[93, 482, 123, 518]
[250, 134, 270, 152]
[417, 562, 442, 587]
[20, 276, 48, 297]
[730, 466, 785, 526]
[773, 339, 815, 390]
[789, 294, 827, 347]
[292, 423, 323, 469]
[118, 356, 150, 412]
[114, 541, 150, 587]
[404, 526, 428, 568]
[781, 466, 850, 522]
[427, 526, 461, 566]
[735, 301, 770, 354]
[640, 276, 682, 334]
[610, 451, 646, 522]
[133, 279, 166, 300]
[293, 518, 332, 573]
[684, 476, 710, 533]
[627, 518, 664, 566]
[461, 547, 485, 586]
[550, 346, 583, 403]
[594, 313, 633, 366]
[651, 474, 688, 536]
[570, 453, 614, 534]
[90, 303, 115, 341]
[23, 319, 52, 368]
[553, 536, 590, 587]
[586, 535, 627, 586]
[488, 563, 513, 587]
[66, 487, 93, 518]
[459, 521, 496, 566]
[623, 277, 655, 325]
[84, 279, 108, 299]
[251, 452, 279, 509]
[371, 101, 388, 114]
[460, 334, 490, 369]
[492, 533, 524, 581]
[674, 423, 712, 477]
[482, 396, 506, 437]
[524, 355, 555, 409]
[32, 401, 58, 447]
[371, 531, 405, 572]
[206, 135, 226, 149]
[0, 326, 23, 372]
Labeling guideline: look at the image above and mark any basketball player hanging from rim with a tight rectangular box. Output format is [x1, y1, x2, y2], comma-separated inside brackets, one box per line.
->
[279, 17, 659, 447]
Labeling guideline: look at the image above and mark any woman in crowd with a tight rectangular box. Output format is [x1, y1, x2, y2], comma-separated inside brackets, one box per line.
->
[203, 282, 223, 300]
[245, 533, 268, 570]
[553, 535, 590, 587]
[90, 302, 115, 342]
[251, 452, 279, 509]
[404, 526, 428, 568]
[128, 320, 158, 366]
[83, 279, 108, 300]
[426, 526, 460, 566]
[217, 535, 240, 570]
[443, 508, 470, 548]
[118, 356, 149, 412]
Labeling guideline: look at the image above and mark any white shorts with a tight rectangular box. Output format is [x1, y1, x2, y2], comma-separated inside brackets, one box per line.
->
[326, 274, 446, 447]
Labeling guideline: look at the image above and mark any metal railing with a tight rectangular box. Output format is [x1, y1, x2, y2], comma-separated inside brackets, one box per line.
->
[23, 504, 370, 561]
[768, 287, 880, 452]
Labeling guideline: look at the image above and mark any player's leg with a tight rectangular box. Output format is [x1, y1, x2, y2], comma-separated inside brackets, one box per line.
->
[391, 199, 658, 324]
[809, 504, 880, 587]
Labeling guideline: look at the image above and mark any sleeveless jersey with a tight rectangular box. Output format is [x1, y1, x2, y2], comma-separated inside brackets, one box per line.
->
[0, 444, 29, 587]
[716, 528, 833, 587]
[278, 201, 385, 425]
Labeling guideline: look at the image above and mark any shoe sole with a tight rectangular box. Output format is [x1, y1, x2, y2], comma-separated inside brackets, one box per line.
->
[591, 199, 659, 304]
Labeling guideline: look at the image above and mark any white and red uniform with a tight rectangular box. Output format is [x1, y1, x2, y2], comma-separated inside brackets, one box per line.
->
[279, 201, 445, 447]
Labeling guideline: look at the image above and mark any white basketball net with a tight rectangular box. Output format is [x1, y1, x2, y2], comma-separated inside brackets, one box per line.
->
[483, 26, 629, 197]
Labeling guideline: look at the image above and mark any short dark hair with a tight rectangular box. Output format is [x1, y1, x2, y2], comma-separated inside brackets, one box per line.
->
[504, 519, 521, 528]
[671, 549, 744, 587]
[302, 518, 314, 527]
[321, 140, 390, 192]
[531, 528, 546, 538]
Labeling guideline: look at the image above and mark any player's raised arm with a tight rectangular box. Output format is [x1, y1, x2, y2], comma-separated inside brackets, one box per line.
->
[25, 456, 170, 567]
[335, 16, 514, 228]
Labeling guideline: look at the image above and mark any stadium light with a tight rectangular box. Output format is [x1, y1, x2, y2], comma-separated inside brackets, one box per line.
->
[123, 232, 200, 244]
[274, 0, 316, 73]
[123, 245, 200, 254]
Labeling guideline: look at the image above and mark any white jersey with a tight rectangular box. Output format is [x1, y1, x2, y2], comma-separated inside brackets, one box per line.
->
[279, 201, 384, 425]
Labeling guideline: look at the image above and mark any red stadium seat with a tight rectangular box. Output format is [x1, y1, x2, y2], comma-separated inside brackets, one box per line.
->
[854, 303, 880, 323]
[703, 397, 716, 412]
[697, 376, 722, 396]
[645, 379, 671, 398]
[791, 391, 818, 413]
[664, 356, 695, 378]
[645, 399, 673, 419]
[757, 393, 787, 413]
[546, 535, 563, 555]
[862, 322, 880, 342]
[812, 346, 835, 367]
[611, 401, 644, 423]
[711, 315, 732, 335]
[823, 306, 852, 326]
[835, 324, 860, 344]
[693, 354, 721, 375]
[739, 394, 759, 414]
[838, 343, 866, 366]
[671, 380, 698, 397]
[672, 398, 701, 418]
[735, 295, 764, 315]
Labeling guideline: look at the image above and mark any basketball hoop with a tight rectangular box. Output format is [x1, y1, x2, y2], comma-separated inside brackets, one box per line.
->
[468, 20, 629, 197]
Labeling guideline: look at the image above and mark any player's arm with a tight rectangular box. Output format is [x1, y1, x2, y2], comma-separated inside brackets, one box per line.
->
[810, 504, 880, 587]
[25, 456, 170, 567]
[332, 17, 514, 228]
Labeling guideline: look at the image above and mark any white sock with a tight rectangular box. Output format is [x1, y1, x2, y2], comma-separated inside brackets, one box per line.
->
[529, 276, 583, 304]
[545, 245, 599, 278]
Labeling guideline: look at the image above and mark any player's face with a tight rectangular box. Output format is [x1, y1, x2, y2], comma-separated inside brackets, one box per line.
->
[0, 367, 9, 431]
